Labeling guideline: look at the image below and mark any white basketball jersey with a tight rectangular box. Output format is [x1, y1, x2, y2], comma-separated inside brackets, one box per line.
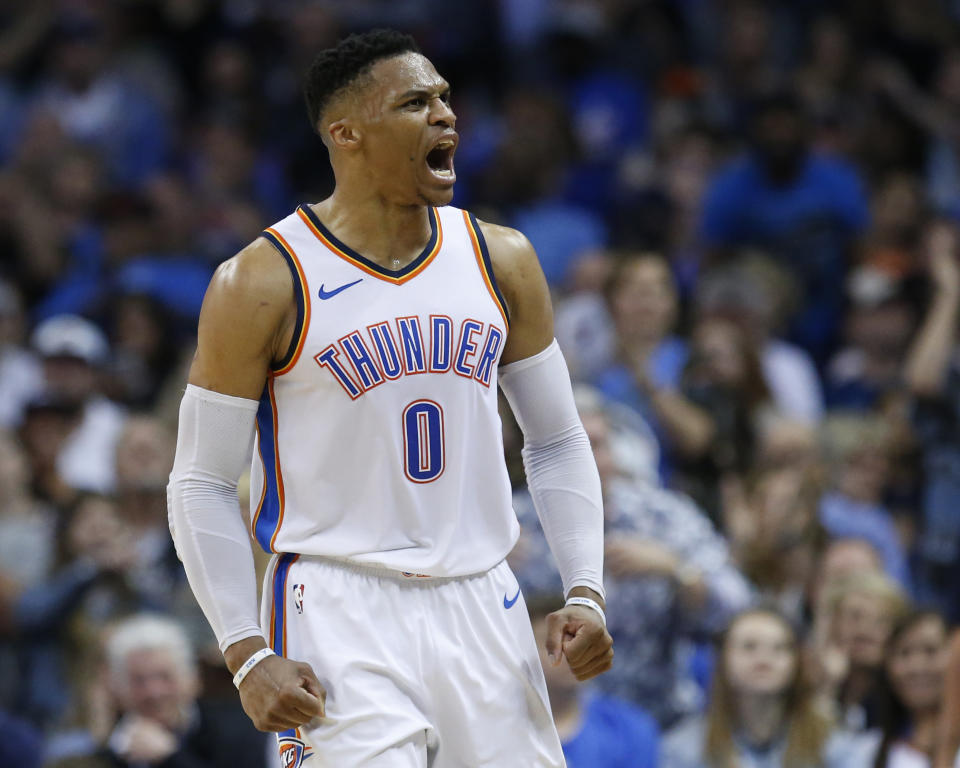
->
[249, 203, 518, 577]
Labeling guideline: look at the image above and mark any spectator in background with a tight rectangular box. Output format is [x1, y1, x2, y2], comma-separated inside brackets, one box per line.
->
[528, 594, 658, 768]
[673, 313, 775, 518]
[31, 11, 170, 188]
[811, 571, 909, 733]
[723, 464, 824, 626]
[661, 607, 864, 768]
[809, 538, 885, 615]
[511, 389, 751, 726]
[700, 89, 869, 360]
[825, 281, 916, 411]
[114, 416, 181, 610]
[594, 251, 692, 478]
[904, 221, 960, 618]
[934, 630, 960, 768]
[50, 613, 267, 768]
[694, 258, 825, 424]
[863, 610, 951, 768]
[818, 413, 911, 590]
[0, 280, 43, 429]
[31, 314, 126, 496]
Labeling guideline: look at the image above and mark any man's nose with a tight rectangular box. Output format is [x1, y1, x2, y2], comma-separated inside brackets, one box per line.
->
[430, 98, 456, 128]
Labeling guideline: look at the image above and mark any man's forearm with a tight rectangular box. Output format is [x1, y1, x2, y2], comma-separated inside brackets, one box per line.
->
[167, 385, 264, 652]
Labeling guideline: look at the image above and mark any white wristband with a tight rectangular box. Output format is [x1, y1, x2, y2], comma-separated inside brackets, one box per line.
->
[232, 647, 276, 689]
[566, 596, 606, 626]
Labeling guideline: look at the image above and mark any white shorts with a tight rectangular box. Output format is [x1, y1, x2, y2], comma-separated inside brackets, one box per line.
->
[260, 554, 565, 768]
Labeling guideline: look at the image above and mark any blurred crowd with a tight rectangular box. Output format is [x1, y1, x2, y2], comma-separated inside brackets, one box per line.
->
[3, 0, 960, 766]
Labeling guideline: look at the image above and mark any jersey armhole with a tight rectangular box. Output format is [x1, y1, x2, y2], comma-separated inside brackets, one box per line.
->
[464, 212, 511, 329]
[261, 228, 310, 375]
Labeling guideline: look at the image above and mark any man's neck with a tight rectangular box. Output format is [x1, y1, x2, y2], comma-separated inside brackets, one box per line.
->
[312, 190, 434, 271]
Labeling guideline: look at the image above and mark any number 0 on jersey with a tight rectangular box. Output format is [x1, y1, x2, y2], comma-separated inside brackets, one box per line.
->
[403, 400, 445, 482]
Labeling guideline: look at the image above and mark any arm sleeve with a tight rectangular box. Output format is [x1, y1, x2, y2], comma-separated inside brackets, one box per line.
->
[499, 340, 605, 599]
[166, 384, 263, 651]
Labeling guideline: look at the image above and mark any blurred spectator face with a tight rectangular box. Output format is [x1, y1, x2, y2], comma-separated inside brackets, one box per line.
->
[756, 418, 818, 472]
[809, 539, 882, 609]
[832, 589, 896, 669]
[887, 615, 949, 715]
[203, 41, 254, 99]
[53, 28, 108, 92]
[663, 131, 714, 213]
[871, 174, 922, 245]
[809, 16, 850, 78]
[115, 416, 174, 494]
[580, 411, 617, 486]
[20, 404, 76, 471]
[145, 174, 198, 250]
[751, 104, 807, 182]
[50, 149, 103, 219]
[836, 445, 888, 503]
[819, 539, 882, 588]
[690, 319, 747, 387]
[200, 121, 257, 195]
[44, 355, 98, 405]
[845, 300, 914, 366]
[119, 646, 197, 731]
[113, 295, 165, 361]
[608, 255, 676, 344]
[724, 612, 797, 697]
[724, 1, 770, 67]
[66, 495, 131, 565]
[109, 616, 199, 733]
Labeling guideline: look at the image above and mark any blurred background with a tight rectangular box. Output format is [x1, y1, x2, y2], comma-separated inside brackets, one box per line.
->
[3, 0, 960, 766]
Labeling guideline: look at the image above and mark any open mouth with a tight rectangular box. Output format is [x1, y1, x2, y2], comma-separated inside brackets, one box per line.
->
[425, 137, 456, 182]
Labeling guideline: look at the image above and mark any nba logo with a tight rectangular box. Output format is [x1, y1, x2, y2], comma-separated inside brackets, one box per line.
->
[278, 737, 305, 767]
[293, 583, 305, 614]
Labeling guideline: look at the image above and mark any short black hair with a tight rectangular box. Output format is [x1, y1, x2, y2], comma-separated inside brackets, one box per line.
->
[303, 28, 420, 134]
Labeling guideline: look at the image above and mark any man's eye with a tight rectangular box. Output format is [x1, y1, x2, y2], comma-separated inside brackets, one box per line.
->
[407, 98, 425, 107]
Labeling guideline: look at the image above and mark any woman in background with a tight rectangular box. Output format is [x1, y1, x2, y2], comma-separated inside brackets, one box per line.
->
[867, 610, 952, 768]
[662, 607, 863, 768]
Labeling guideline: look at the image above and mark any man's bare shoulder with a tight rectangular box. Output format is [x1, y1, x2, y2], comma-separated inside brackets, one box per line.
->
[190, 238, 296, 396]
[474, 220, 542, 301]
[209, 237, 294, 311]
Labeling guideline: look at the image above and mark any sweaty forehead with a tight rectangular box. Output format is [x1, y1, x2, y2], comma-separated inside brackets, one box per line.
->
[366, 52, 446, 100]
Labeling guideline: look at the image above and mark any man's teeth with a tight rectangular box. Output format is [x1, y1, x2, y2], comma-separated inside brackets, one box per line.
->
[436, 139, 455, 150]
[434, 168, 453, 177]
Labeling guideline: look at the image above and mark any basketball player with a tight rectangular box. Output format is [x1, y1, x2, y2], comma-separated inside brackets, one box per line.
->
[167, 29, 611, 767]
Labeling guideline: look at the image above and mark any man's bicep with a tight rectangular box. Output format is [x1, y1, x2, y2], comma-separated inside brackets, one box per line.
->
[188, 243, 293, 399]
[480, 222, 554, 365]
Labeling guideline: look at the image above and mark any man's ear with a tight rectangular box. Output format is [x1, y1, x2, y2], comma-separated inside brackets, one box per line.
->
[327, 119, 361, 151]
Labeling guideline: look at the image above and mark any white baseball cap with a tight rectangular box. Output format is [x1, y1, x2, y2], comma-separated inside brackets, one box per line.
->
[31, 314, 109, 365]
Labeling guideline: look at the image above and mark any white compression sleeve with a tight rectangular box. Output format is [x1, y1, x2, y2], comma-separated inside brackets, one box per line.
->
[499, 340, 605, 599]
[167, 384, 263, 651]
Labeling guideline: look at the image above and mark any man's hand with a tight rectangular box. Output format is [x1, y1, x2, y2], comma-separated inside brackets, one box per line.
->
[225, 638, 326, 732]
[544, 589, 613, 682]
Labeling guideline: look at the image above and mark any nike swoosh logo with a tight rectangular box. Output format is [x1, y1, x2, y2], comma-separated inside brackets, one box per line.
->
[317, 278, 363, 300]
[503, 588, 521, 609]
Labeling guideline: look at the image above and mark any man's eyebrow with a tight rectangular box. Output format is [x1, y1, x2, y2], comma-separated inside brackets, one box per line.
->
[397, 84, 451, 100]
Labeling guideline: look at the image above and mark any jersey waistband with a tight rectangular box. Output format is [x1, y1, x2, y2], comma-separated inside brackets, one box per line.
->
[276, 553, 503, 585]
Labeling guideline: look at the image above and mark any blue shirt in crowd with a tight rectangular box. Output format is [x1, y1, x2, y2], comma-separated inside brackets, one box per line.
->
[563, 693, 659, 768]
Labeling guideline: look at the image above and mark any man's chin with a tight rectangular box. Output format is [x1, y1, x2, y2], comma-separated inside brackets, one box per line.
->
[419, 186, 455, 207]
